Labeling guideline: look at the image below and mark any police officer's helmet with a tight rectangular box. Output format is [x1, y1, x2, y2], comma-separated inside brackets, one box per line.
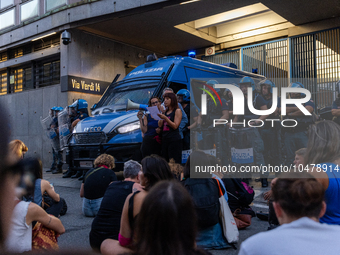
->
[69, 99, 88, 113]
[206, 80, 220, 93]
[176, 89, 190, 103]
[239, 77, 255, 91]
[259, 79, 275, 94]
[289, 82, 305, 97]
[56, 106, 64, 111]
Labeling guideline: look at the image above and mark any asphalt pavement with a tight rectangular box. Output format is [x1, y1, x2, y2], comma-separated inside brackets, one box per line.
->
[44, 169, 273, 254]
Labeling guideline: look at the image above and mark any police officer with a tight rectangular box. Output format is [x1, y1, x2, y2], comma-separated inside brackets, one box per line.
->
[63, 99, 89, 179]
[280, 82, 315, 166]
[258, 80, 280, 182]
[331, 81, 340, 125]
[234, 77, 268, 187]
[49, 106, 64, 174]
[177, 89, 198, 150]
[199, 80, 229, 164]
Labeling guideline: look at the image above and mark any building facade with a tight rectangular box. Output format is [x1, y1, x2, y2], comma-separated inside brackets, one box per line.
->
[0, 0, 340, 166]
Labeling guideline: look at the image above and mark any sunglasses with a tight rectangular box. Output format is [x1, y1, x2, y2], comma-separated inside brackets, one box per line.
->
[151, 101, 159, 105]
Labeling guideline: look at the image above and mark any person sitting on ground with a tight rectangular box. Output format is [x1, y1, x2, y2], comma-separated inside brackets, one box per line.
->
[22, 158, 64, 217]
[8, 140, 28, 164]
[304, 121, 340, 225]
[89, 160, 143, 252]
[100, 155, 174, 255]
[182, 151, 230, 250]
[293, 147, 306, 168]
[239, 177, 340, 255]
[137, 96, 162, 158]
[132, 181, 212, 255]
[5, 161, 65, 253]
[80, 154, 117, 217]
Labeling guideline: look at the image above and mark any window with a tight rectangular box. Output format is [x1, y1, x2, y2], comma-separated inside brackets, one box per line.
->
[20, 0, 38, 22]
[36, 59, 60, 87]
[46, 0, 66, 12]
[0, 0, 13, 9]
[10, 69, 23, 93]
[0, 51, 7, 63]
[0, 71, 7, 95]
[0, 8, 15, 30]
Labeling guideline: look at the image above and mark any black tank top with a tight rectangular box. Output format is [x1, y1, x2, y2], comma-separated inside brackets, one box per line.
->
[162, 110, 181, 140]
[90, 181, 134, 241]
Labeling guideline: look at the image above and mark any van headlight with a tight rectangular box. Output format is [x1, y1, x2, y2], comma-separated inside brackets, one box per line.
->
[117, 121, 140, 134]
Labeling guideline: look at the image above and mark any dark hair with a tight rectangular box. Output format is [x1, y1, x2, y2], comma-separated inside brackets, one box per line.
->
[164, 93, 178, 111]
[148, 96, 161, 107]
[183, 151, 212, 179]
[134, 181, 203, 255]
[141, 155, 174, 191]
[272, 178, 325, 219]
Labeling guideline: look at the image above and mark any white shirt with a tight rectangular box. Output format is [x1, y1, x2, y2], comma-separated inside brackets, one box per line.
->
[239, 217, 340, 255]
[5, 201, 32, 253]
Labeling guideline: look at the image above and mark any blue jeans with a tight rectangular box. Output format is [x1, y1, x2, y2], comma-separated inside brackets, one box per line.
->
[82, 197, 103, 217]
[196, 223, 231, 249]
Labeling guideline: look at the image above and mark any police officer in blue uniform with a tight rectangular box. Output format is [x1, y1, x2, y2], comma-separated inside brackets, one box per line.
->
[177, 89, 198, 150]
[63, 99, 89, 179]
[280, 82, 315, 166]
[258, 80, 280, 183]
[234, 77, 269, 187]
[49, 106, 64, 174]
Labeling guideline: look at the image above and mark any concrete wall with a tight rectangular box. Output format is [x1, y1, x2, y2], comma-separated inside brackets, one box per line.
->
[0, 84, 68, 168]
[61, 29, 152, 82]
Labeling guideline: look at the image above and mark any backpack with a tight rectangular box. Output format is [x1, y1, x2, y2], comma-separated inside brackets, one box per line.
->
[222, 178, 254, 211]
[182, 178, 220, 229]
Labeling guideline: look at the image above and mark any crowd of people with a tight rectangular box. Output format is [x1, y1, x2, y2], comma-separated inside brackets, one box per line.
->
[2, 76, 340, 254]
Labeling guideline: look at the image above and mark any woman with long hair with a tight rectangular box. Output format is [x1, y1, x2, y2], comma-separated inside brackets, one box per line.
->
[100, 155, 174, 255]
[304, 120, 340, 224]
[158, 93, 182, 164]
[133, 181, 211, 255]
[137, 96, 162, 157]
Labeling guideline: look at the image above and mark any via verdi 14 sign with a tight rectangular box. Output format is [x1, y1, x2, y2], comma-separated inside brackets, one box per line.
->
[65, 75, 111, 95]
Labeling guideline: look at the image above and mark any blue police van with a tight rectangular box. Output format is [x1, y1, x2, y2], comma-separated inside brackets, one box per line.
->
[69, 55, 265, 171]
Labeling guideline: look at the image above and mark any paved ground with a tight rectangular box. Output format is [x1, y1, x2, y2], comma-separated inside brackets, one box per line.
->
[44, 169, 273, 254]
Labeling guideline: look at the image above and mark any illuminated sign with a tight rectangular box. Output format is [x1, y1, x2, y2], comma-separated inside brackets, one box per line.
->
[62, 75, 111, 95]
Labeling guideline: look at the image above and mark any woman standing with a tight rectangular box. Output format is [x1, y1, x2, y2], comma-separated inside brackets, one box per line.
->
[137, 96, 162, 158]
[158, 93, 182, 164]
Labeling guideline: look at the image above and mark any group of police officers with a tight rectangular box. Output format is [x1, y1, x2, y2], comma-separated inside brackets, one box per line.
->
[196, 77, 315, 187]
[46, 99, 89, 179]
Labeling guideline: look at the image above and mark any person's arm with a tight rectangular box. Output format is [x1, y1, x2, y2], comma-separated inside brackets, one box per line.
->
[258, 105, 269, 121]
[80, 183, 84, 198]
[287, 105, 313, 117]
[157, 108, 182, 130]
[188, 116, 198, 129]
[71, 119, 81, 128]
[119, 194, 133, 244]
[26, 202, 65, 234]
[331, 109, 340, 116]
[220, 110, 229, 120]
[41, 179, 60, 202]
[137, 111, 147, 134]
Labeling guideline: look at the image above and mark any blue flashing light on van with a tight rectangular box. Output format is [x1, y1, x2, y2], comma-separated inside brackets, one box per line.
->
[68, 55, 265, 171]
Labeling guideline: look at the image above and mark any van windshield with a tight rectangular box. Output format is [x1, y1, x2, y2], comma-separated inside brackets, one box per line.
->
[100, 79, 159, 107]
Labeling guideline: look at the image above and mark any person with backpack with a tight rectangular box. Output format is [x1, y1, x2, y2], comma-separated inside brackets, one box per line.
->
[182, 151, 231, 250]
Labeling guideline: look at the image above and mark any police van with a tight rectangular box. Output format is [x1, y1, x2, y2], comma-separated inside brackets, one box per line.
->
[68, 55, 265, 171]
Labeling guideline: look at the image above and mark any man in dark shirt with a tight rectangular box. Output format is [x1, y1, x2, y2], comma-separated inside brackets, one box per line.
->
[89, 160, 142, 252]
[280, 82, 314, 166]
[233, 77, 268, 187]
